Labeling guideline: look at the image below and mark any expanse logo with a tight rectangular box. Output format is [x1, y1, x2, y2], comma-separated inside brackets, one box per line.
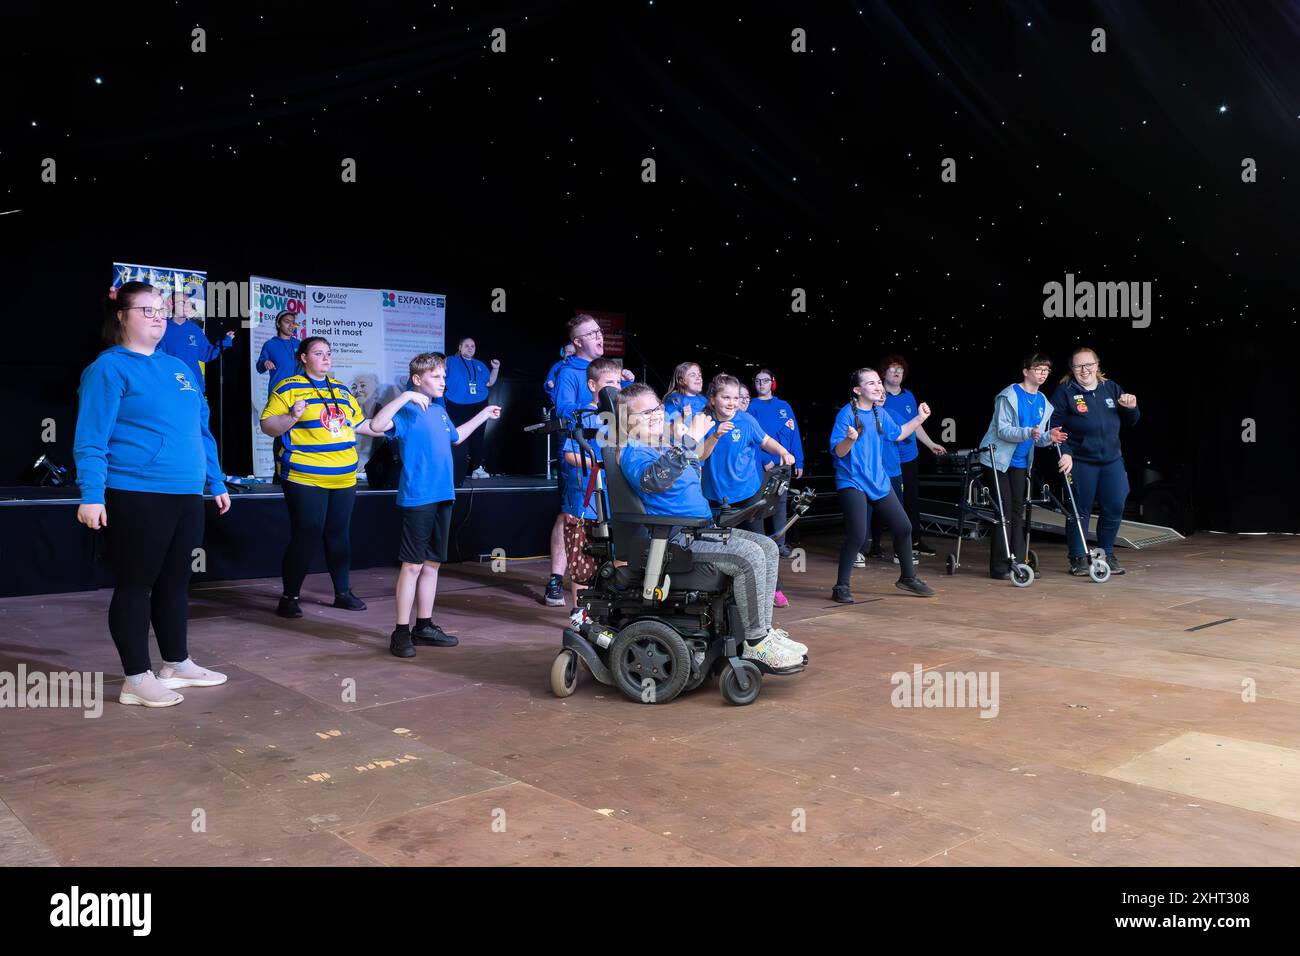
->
[381, 291, 397, 308]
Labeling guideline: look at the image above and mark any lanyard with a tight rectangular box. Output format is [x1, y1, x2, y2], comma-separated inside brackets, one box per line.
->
[307, 376, 343, 420]
[460, 356, 477, 385]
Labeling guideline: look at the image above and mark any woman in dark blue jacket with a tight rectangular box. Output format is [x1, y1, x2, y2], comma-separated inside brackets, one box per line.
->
[1049, 347, 1139, 576]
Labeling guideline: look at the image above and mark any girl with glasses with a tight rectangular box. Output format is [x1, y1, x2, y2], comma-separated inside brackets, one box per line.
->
[73, 282, 233, 707]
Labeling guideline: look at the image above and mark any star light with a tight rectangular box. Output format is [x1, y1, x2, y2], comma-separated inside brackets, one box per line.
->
[1218, 104, 1228, 114]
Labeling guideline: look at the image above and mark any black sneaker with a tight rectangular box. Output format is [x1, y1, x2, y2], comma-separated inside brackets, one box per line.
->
[390, 628, 416, 658]
[989, 569, 1011, 581]
[276, 596, 302, 619]
[1068, 556, 1090, 576]
[544, 574, 565, 607]
[914, 541, 937, 556]
[866, 546, 887, 561]
[1105, 553, 1126, 575]
[333, 590, 367, 611]
[831, 585, 853, 604]
[895, 576, 935, 597]
[412, 623, 459, 647]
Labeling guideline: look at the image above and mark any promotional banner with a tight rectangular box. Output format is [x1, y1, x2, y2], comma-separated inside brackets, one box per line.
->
[112, 262, 207, 320]
[247, 281, 445, 477]
[248, 276, 308, 477]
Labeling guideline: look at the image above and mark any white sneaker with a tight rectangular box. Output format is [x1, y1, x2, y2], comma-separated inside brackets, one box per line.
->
[768, 627, 807, 656]
[118, 672, 185, 707]
[156, 660, 228, 689]
[470, 466, 490, 479]
[741, 634, 803, 670]
[854, 553, 866, 568]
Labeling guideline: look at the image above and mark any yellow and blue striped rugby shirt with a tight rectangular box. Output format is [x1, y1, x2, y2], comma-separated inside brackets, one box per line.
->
[261, 375, 365, 488]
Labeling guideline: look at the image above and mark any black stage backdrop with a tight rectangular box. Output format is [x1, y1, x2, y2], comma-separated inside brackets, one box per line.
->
[2, 2, 1297, 532]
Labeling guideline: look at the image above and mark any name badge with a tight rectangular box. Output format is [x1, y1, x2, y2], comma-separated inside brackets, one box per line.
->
[468, 383, 477, 395]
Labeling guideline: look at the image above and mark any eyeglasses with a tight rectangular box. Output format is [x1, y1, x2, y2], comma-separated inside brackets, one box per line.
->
[753, 377, 772, 384]
[1072, 362, 1099, 371]
[629, 403, 664, 422]
[124, 306, 166, 318]
[576, 328, 603, 339]
[1029, 365, 1052, 373]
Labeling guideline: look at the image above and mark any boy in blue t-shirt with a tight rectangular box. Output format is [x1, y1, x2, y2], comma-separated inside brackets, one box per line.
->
[616, 383, 806, 671]
[558, 357, 622, 622]
[368, 352, 501, 658]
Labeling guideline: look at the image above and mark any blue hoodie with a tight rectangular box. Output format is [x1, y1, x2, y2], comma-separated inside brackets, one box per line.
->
[748, 396, 804, 470]
[74, 346, 227, 505]
[159, 318, 232, 385]
[1049, 378, 1139, 465]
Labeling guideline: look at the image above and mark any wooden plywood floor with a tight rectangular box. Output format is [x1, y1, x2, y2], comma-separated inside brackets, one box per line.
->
[0, 532, 1297, 867]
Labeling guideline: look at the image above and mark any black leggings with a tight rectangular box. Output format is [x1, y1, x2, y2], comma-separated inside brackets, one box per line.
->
[899, 457, 926, 545]
[103, 489, 205, 676]
[446, 398, 486, 484]
[838, 487, 914, 587]
[281, 481, 356, 597]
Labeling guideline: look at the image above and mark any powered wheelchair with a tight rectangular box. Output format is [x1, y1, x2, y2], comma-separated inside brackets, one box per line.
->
[546, 387, 815, 706]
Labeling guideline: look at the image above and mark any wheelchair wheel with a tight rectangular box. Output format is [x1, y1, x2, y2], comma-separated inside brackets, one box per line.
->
[550, 649, 579, 698]
[720, 660, 762, 706]
[608, 621, 691, 704]
[945, 554, 957, 576]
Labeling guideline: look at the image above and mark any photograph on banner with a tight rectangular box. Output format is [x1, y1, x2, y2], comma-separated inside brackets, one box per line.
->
[247, 276, 307, 477]
[304, 286, 387, 471]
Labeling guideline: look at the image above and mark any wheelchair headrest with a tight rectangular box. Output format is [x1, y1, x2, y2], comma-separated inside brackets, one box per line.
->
[597, 384, 620, 418]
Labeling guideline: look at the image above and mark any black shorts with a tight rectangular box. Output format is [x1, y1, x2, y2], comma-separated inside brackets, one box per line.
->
[398, 500, 453, 565]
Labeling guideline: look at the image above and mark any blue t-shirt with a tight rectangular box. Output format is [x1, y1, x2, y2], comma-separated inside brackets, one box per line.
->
[256, 336, 299, 397]
[700, 411, 766, 505]
[830, 401, 902, 499]
[391, 401, 460, 506]
[882, 389, 920, 464]
[444, 355, 490, 405]
[559, 411, 605, 520]
[748, 397, 804, 470]
[878, 406, 903, 478]
[159, 318, 231, 385]
[620, 441, 711, 519]
[1010, 384, 1046, 469]
[664, 392, 708, 425]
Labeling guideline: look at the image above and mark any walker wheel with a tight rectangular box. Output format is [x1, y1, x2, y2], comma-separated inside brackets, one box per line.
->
[1011, 563, 1034, 588]
[1025, 549, 1039, 571]
[550, 649, 579, 698]
[1089, 559, 1111, 584]
[720, 660, 762, 706]
[945, 554, 957, 576]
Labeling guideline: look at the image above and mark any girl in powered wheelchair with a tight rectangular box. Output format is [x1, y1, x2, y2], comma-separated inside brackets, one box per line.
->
[549, 383, 813, 706]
